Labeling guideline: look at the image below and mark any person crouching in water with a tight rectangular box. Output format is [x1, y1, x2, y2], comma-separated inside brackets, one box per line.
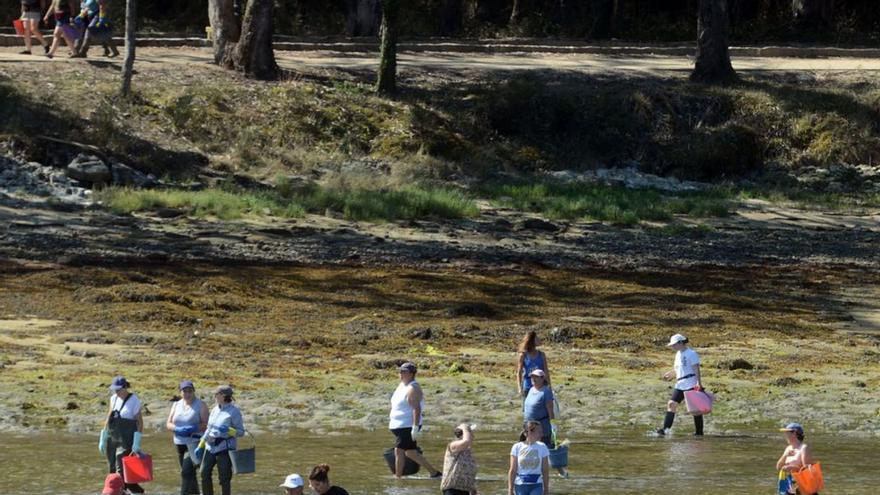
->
[388, 361, 442, 478]
[99, 375, 145, 494]
[776, 423, 817, 495]
[656, 333, 705, 436]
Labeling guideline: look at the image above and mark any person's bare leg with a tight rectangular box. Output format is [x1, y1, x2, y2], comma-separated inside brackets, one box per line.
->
[47, 32, 60, 57]
[394, 447, 405, 478]
[29, 19, 48, 51]
[22, 20, 33, 53]
[404, 449, 438, 474]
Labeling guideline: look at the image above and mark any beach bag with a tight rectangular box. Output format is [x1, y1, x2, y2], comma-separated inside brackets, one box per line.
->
[792, 463, 824, 495]
[61, 23, 82, 40]
[684, 389, 714, 415]
[229, 432, 256, 474]
[548, 444, 569, 468]
[121, 453, 153, 484]
[13, 19, 25, 36]
[383, 447, 422, 475]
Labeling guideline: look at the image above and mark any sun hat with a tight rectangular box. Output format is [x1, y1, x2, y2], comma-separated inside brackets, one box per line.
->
[667, 334, 688, 346]
[398, 362, 417, 373]
[108, 376, 129, 391]
[213, 384, 234, 396]
[280, 473, 304, 488]
[779, 423, 804, 435]
[102, 473, 124, 495]
[529, 369, 546, 377]
[179, 380, 194, 391]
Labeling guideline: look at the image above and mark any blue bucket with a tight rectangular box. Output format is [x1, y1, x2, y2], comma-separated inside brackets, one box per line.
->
[548, 445, 568, 468]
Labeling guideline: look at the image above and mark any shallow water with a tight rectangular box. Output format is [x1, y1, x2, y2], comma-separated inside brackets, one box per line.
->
[4, 429, 878, 494]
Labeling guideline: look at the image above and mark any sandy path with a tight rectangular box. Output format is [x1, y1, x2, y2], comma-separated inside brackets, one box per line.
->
[2, 46, 880, 76]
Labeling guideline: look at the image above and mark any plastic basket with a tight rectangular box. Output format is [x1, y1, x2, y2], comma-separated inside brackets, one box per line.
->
[121, 453, 153, 484]
[792, 462, 824, 495]
[548, 444, 569, 468]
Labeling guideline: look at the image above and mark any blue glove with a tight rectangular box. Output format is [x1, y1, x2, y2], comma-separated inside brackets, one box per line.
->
[192, 438, 206, 465]
[131, 431, 142, 454]
[174, 424, 198, 437]
[98, 428, 108, 454]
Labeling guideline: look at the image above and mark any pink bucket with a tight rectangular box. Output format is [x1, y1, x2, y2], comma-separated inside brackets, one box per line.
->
[684, 389, 714, 415]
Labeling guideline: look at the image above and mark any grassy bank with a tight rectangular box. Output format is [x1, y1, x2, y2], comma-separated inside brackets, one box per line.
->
[0, 260, 877, 435]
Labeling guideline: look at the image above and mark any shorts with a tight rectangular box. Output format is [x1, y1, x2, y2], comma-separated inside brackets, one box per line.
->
[390, 427, 417, 450]
[443, 490, 470, 495]
[21, 11, 41, 23]
[514, 483, 543, 495]
[670, 388, 694, 403]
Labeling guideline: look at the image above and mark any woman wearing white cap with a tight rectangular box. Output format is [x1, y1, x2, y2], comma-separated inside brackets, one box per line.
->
[656, 334, 705, 436]
[166, 379, 208, 495]
[279, 473, 304, 495]
[99, 375, 145, 494]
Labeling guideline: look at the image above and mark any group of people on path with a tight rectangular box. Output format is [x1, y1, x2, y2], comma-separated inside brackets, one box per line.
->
[17, 0, 118, 59]
[97, 330, 819, 495]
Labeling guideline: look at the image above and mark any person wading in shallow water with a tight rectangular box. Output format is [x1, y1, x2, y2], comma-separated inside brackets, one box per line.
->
[508, 420, 550, 495]
[776, 423, 818, 495]
[166, 380, 208, 495]
[656, 333, 705, 436]
[99, 375, 145, 494]
[388, 361, 442, 479]
[307, 464, 349, 495]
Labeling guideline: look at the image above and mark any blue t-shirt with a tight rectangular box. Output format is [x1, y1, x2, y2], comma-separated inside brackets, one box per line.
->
[523, 386, 553, 421]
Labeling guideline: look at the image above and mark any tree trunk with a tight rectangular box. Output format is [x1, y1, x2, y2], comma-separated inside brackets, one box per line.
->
[227, 0, 278, 80]
[376, 0, 399, 96]
[208, 0, 240, 64]
[509, 0, 526, 24]
[439, 0, 464, 35]
[345, 0, 381, 36]
[120, 0, 136, 97]
[690, 0, 737, 84]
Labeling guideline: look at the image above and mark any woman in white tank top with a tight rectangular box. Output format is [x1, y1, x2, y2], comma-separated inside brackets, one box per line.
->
[165, 380, 208, 495]
[388, 362, 441, 479]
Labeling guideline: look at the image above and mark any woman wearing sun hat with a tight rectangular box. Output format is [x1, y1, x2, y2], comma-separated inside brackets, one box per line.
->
[776, 423, 818, 495]
[655, 334, 705, 436]
[98, 375, 145, 493]
[166, 379, 209, 495]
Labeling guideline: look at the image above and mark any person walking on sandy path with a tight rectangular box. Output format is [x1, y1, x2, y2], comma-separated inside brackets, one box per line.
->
[19, 0, 50, 55]
[388, 361, 442, 479]
[656, 333, 705, 436]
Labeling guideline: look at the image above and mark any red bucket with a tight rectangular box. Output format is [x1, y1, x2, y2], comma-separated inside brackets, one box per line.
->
[122, 453, 153, 484]
[13, 19, 26, 36]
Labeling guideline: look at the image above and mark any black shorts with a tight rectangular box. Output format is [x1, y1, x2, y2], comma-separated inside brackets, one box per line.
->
[390, 427, 418, 450]
[443, 490, 470, 495]
[670, 388, 694, 403]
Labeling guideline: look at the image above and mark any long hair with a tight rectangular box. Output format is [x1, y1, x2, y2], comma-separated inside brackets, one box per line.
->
[518, 331, 537, 353]
[308, 464, 330, 483]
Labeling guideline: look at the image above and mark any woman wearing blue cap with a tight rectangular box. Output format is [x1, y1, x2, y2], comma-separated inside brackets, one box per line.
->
[166, 380, 209, 495]
[99, 375, 145, 494]
[776, 423, 817, 494]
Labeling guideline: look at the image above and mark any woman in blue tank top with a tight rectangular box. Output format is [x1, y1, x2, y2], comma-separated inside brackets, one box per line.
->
[516, 331, 550, 397]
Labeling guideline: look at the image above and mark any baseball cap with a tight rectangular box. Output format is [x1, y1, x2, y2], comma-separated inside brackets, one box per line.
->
[280, 473, 304, 488]
[529, 369, 546, 377]
[179, 380, 194, 391]
[399, 362, 417, 373]
[102, 473, 124, 495]
[108, 376, 129, 391]
[667, 334, 688, 346]
[213, 384, 234, 396]
[779, 423, 804, 435]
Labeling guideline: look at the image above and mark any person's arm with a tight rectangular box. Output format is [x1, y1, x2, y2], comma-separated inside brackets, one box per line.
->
[542, 351, 550, 386]
[165, 403, 177, 431]
[448, 425, 473, 454]
[662, 368, 675, 380]
[776, 447, 792, 471]
[801, 444, 814, 466]
[102, 397, 113, 428]
[694, 363, 702, 390]
[546, 397, 555, 421]
[199, 401, 209, 434]
[135, 410, 144, 433]
[542, 455, 550, 494]
[507, 455, 517, 495]
[516, 353, 525, 395]
[408, 384, 423, 427]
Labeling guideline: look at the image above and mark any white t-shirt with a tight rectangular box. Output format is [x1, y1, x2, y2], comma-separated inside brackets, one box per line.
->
[674, 348, 701, 390]
[510, 441, 550, 485]
[110, 393, 142, 420]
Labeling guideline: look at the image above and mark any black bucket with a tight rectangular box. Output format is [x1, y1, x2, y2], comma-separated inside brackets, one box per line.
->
[382, 447, 422, 476]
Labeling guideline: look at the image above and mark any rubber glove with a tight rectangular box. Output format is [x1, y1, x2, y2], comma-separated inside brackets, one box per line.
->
[174, 424, 198, 437]
[411, 425, 422, 439]
[98, 428, 108, 454]
[550, 419, 559, 448]
[192, 438, 206, 465]
[131, 431, 142, 454]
